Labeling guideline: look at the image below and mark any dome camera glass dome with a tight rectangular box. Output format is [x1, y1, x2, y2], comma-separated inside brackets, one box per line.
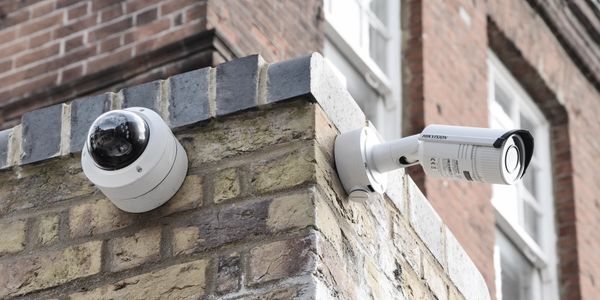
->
[88, 110, 149, 170]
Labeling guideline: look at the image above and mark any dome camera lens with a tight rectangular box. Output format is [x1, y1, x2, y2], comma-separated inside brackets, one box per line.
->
[88, 110, 149, 170]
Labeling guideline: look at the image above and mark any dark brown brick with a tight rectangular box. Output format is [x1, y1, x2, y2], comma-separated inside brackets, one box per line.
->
[67, 2, 88, 21]
[65, 35, 84, 52]
[0, 60, 11, 73]
[30, 2, 54, 18]
[89, 17, 132, 42]
[61, 64, 83, 82]
[28, 31, 52, 48]
[100, 4, 123, 22]
[124, 18, 169, 44]
[99, 35, 121, 53]
[91, 0, 124, 11]
[56, 0, 81, 9]
[15, 43, 60, 68]
[135, 8, 157, 26]
[126, 0, 162, 13]
[18, 13, 62, 37]
[54, 15, 97, 38]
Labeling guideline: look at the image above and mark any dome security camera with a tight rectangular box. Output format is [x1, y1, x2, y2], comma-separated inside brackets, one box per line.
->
[334, 124, 534, 197]
[81, 107, 188, 213]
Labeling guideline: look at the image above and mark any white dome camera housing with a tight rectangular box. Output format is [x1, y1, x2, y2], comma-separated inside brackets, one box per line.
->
[334, 124, 534, 198]
[81, 107, 188, 213]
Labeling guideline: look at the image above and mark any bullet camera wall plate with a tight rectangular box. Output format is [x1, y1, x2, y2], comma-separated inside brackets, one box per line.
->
[334, 126, 388, 197]
[81, 107, 188, 213]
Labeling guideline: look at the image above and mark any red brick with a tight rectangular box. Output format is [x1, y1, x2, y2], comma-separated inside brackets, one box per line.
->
[0, 60, 12, 73]
[92, 0, 124, 11]
[89, 17, 132, 42]
[125, 18, 169, 45]
[186, 3, 207, 21]
[29, 31, 52, 48]
[135, 8, 158, 26]
[65, 35, 84, 52]
[67, 2, 89, 21]
[0, 29, 17, 45]
[61, 64, 83, 82]
[99, 35, 121, 53]
[0, 41, 29, 60]
[126, 0, 162, 13]
[18, 13, 63, 37]
[15, 43, 60, 68]
[30, 2, 55, 18]
[56, 0, 81, 9]
[160, 0, 195, 16]
[100, 4, 124, 22]
[55, 15, 97, 38]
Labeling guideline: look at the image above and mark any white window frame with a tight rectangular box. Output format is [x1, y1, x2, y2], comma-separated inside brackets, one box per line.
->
[323, 0, 401, 139]
[488, 51, 558, 300]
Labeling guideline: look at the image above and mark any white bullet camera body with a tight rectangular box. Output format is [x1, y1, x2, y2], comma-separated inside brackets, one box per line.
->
[81, 107, 188, 213]
[334, 124, 533, 197]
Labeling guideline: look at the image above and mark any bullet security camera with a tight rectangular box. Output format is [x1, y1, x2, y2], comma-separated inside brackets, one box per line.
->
[81, 107, 188, 213]
[334, 124, 534, 197]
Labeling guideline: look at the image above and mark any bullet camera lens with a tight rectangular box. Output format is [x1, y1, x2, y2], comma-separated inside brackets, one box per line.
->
[87, 111, 149, 170]
[504, 145, 520, 174]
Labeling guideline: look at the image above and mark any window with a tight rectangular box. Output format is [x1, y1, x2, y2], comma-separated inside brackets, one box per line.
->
[488, 52, 559, 300]
[323, 0, 401, 139]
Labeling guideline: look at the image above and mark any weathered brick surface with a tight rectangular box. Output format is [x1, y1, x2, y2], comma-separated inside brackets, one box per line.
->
[159, 174, 203, 215]
[178, 101, 315, 166]
[36, 214, 60, 246]
[250, 146, 316, 194]
[0, 241, 102, 298]
[0, 218, 26, 255]
[108, 227, 162, 272]
[216, 253, 241, 294]
[248, 235, 316, 285]
[69, 197, 136, 237]
[70, 260, 208, 299]
[0, 157, 95, 215]
[213, 167, 241, 203]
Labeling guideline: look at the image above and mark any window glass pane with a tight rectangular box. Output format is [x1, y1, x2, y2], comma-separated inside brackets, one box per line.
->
[369, 0, 388, 25]
[369, 26, 388, 73]
[494, 83, 513, 117]
[328, 0, 363, 49]
[524, 201, 540, 243]
[520, 112, 536, 133]
[521, 164, 537, 198]
[498, 232, 535, 300]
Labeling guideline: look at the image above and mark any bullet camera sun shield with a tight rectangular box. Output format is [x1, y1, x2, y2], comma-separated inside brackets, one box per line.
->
[81, 107, 188, 213]
[334, 124, 534, 198]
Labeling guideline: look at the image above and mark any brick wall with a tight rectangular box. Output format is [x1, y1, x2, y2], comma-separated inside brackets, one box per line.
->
[0, 0, 208, 125]
[0, 53, 490, 299]
[487, 1, 600, 298]
[404, 0, 600, 299]
[0, 0, 323, 131]
[402, 0, 495, 294]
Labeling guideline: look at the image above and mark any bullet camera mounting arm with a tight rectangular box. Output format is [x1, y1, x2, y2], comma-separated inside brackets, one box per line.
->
[334, 124, 534, 198]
